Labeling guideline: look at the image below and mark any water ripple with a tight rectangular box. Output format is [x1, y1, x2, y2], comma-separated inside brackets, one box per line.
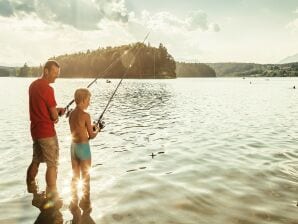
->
[0, 77, 298, 223]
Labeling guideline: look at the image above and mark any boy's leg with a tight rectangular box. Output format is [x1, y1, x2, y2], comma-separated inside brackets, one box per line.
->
[79, 159, 91, 213]
[70, 159, 81, 222]
[70, 159, 80, 206]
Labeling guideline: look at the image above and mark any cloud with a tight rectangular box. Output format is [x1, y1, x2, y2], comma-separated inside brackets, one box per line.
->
[209, 23, 220, 32]
[286, 18, 298, 32]
[186, 10, 220, 32]
[139, 11, 185, 32]
[186, 11, 208, 31]
[0, 14, 135, 66]
[0, 0, 14, 17]
[0, 1, 221, 65]
[0, 0, 129, 30]
[285, 7, 298, 33]
[131, 10, 220, 33]
[287, 8, 298, 32]
[0, 1, 219, 32]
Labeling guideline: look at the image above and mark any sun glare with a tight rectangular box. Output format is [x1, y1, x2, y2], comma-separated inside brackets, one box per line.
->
[77, 180, 84, 198]
[77, 180, 83, 189]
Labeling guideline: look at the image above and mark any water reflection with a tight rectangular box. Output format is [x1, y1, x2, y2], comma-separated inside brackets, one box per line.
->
[33, 205, 96, 224]
[34, 208, 63, 224]
[1, 78, 298, 223]
[67, 210, 96, 224]
[80, 213, 96, 224]
[31, 192, 96, 224]
[34, 208, 96, 224]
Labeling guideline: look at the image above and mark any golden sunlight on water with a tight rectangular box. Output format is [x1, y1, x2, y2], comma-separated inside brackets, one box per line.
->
[0, 77, 297, 224]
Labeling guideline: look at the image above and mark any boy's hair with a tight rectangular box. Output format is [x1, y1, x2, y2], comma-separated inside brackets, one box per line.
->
[74, 88, 91, 104]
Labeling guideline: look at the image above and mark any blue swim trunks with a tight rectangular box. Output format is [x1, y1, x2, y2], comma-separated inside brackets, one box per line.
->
[71, 142, 91, 160]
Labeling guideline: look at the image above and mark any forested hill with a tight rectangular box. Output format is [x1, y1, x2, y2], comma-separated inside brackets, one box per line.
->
[176, 62, 216, 77]
[207, 62, 298, 77]
[0, 66, 17, 77]
[52, 43, 176, 79]
[10, 47, 298, 78]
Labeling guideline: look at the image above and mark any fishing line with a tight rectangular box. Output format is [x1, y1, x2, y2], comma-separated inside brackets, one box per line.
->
[94, 32, 150, 128]
[61, 31, 151, 116]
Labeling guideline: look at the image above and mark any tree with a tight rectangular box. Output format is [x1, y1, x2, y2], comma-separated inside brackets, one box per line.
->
[19, 63, 30, 77]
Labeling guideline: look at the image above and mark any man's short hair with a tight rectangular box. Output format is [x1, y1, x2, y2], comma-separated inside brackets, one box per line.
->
[74, 88, 91, 104]
[44, 60, 60, 72]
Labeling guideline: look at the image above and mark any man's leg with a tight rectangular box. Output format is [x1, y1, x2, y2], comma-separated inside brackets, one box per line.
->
[40, 136, 62, 209]
[27, 140, 41, 193]
[27, 161, 47, 209]
[44, 165, 63, 210]
[46, 165, 57, 193]
[39, 136, 59, 195]
[26, 161, 39, 193]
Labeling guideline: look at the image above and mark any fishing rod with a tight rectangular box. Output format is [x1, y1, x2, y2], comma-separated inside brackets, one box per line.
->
[61, 32, 150, 116]
[62, 60, 119, 115]
[94, 31, 150, 129]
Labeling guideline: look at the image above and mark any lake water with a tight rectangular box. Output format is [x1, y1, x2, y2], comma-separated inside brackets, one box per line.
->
[0, 77, 297, 224]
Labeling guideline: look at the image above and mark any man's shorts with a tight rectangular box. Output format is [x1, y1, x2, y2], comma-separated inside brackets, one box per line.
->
[71, 142, 91, 161]
[32, 136, 59, 168]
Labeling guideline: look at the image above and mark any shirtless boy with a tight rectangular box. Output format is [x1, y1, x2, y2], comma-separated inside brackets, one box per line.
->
[68, 88, 100, 215]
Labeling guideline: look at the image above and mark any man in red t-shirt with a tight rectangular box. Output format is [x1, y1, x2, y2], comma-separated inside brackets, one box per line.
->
[26, 60, 65, 208]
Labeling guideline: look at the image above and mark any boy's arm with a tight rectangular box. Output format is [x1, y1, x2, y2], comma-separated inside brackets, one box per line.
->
[85, 113, 99, 139]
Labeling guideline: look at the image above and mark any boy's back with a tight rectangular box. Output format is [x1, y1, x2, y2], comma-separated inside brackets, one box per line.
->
[68, 88, 99, 216]
[69, 108, 91, 143]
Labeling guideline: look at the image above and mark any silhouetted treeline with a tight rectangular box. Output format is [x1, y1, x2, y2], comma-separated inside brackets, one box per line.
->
[14, 63, 42, 77]
[207, 62, 298, 77]
[10, 46, 298, 78]
[0, 67, 10, 77]
[0, 66, 17, 77]
[176, 62, 216, 77]
[48, 43, 175, 78]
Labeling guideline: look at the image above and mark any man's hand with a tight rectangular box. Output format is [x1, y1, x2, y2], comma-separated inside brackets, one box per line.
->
[57, 107, 66, 116]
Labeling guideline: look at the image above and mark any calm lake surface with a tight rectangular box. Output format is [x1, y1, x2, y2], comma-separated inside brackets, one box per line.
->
[0, 77, 297, 224]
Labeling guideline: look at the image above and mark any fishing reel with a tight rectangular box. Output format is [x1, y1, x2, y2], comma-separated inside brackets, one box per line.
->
[98, 120, 105, 129]
[65, 108, 73, 118]
[93, 120, 105, 131]
[58, 106, 73, 118]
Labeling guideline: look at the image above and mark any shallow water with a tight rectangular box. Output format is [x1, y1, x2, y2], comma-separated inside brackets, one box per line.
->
[0, 77, 297, 223]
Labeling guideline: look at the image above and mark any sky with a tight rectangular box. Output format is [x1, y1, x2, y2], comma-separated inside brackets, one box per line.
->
[0, 0, 297, 66]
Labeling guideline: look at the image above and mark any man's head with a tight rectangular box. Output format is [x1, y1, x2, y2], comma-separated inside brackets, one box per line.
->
[43, 60, 60, 83]
[74, 88, 91, 108]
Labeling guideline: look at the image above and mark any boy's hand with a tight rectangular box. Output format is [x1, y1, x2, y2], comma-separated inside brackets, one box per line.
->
[92, 124, 100, 132]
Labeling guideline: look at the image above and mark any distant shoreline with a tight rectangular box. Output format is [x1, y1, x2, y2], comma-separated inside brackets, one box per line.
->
[1, 61, 298, 78]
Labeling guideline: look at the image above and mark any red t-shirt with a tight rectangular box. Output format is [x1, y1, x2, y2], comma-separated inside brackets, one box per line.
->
[29, 78, 57, 140]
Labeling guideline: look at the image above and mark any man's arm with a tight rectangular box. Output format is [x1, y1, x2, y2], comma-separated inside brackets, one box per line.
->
[49, 107, 59, 123]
